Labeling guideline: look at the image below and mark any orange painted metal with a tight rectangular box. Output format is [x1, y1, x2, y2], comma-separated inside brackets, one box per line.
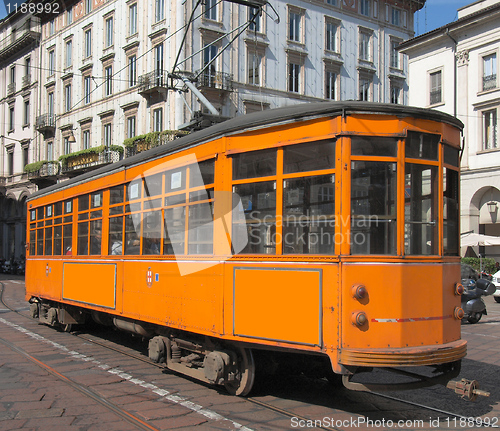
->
[25, 108, 465, 375]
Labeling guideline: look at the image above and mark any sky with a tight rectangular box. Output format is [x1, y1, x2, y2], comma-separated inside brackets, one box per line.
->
[0, 0, 477, 37]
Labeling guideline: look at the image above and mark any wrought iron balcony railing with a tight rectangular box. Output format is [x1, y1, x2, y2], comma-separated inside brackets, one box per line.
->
[483, 74, 497, 92]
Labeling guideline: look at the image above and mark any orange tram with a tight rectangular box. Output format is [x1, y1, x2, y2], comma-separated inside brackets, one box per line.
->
[26, 102, 466, 396]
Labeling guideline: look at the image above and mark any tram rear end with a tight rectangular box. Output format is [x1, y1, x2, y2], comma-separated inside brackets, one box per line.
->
[330, 115, 466, 392]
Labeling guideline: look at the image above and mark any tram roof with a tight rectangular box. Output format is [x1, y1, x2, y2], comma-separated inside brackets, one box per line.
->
[29, 101, 463, 201]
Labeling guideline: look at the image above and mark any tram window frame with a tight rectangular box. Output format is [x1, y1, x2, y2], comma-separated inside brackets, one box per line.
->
[282, 139, 337, 255]
[29, 199, 73, 256]
[350, 136, 399, 256]
[77, 192, 103, 256]
[106, 158, 216, 257]
[443, 165, 459, 256]
[404, 163, 439, 256]
[232, 141, 338, 256]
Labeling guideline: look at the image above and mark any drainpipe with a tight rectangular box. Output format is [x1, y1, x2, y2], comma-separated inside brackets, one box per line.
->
[445, 28, 457, 117]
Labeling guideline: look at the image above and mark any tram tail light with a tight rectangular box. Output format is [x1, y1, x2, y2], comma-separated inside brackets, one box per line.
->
[455, 283, 464, 296]
[351, 284, 367, 300]
[454, 307, 464, 320]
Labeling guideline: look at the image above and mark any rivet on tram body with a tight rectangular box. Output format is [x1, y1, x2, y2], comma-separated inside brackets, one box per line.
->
[351, 311, 367, 326]
[351, 284, 367, 300]
[454, 307, 464, 320]
[455, 283, 464, 295]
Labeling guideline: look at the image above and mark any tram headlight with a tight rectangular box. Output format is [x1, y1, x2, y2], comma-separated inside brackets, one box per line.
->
[351, 311, 367, 327]
[455, 283, 464, 296]
[454, 307, 464, 320]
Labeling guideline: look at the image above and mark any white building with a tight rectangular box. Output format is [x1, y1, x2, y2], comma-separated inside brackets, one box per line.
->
[399, 0, 500, 260]
[0, 12, 40, 260]
[1, 0, 424, 260]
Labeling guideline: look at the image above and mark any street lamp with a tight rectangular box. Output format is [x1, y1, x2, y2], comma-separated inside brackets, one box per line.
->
[487, 201, 497, 215]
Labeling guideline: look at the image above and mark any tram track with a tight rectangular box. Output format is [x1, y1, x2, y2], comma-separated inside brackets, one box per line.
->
[0, 280, 483, 430]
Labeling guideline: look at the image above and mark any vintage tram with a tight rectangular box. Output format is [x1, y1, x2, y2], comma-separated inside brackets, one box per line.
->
[26, 102, 465, 396]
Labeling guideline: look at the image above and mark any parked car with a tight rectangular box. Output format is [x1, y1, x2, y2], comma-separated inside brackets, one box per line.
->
[492, 270, 500, 303]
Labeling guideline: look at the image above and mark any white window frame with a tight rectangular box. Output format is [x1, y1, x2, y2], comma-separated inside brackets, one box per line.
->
[483, 108, 498, 150]
[482, 52, 497, 92]
[429, 69, 443, 106]
[84, 28, 92, 58]
[288, 9, 303, 43]
[129, 3, 137, 35]
[105, 17, 113, 48]
[153, 108, 163, 132]
[65, 39, 72, 68]
[64, 83, 72, 112]
[103, 123, 112, 147]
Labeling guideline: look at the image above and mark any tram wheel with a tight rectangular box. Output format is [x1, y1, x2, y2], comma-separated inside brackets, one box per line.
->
[467, 313, 482, 324]
[224, 347, 255, 396]
[61, 323, 73, 332]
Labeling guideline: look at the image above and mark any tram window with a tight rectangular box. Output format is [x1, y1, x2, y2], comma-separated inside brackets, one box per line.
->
[89, 220, 102, 255]
[109, 216, 123, 255]
[78, 195, 89, 212]
[190, 160, 215, 187]
[404, 164, 439, 255]
[284, 140, 336, 174]
[54, 225, 62, 256]
[188, 202, 214, 254]
[283, 175, 335, 254]
[91, 192, 102, 208]
[124, 213, 141, 255]
[165, 193, 186, 206]
[91, 210, 102, 219]
[444, 168, 459, 256]
[37, 207, 43, 219]
[54, 202, 63, 217]
[37, 229, 43, 255]
[63, 224, 72, 255]
[232, 181, 276, 254]
[46, 205, 52, 218]
[44, 227, 53, 255]
[142, 211, 162, 255]
[406, 132, 439, 161]
[29, 231, 36, 255]
[110, 185, 125, 205]
[110, 205, 124, 215]
[233, 149, 276, 180]
[77, 222, 89, 255]
[144, 198, 162, 211]
[351, 162, 397, 255]
[444, 145, 459, 167]
[190, 189, 214, 203]
[164, 206, 186, 255]
[144, 173, 163, 198]
[166, 168, 186, 193]
[30, 210, 36, 221]
[351, 137, 398, 157]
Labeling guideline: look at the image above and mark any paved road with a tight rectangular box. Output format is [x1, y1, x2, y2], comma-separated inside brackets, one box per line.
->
[0, 274, 499, 430]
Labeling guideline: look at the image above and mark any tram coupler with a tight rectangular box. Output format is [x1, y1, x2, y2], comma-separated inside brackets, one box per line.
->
[446, 378, 490, 401]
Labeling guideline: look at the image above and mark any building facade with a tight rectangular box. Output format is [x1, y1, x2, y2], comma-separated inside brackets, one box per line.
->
[399, 0, 500, 259]
[1, 0, 424, 260]
[0, 11, 40, 261]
